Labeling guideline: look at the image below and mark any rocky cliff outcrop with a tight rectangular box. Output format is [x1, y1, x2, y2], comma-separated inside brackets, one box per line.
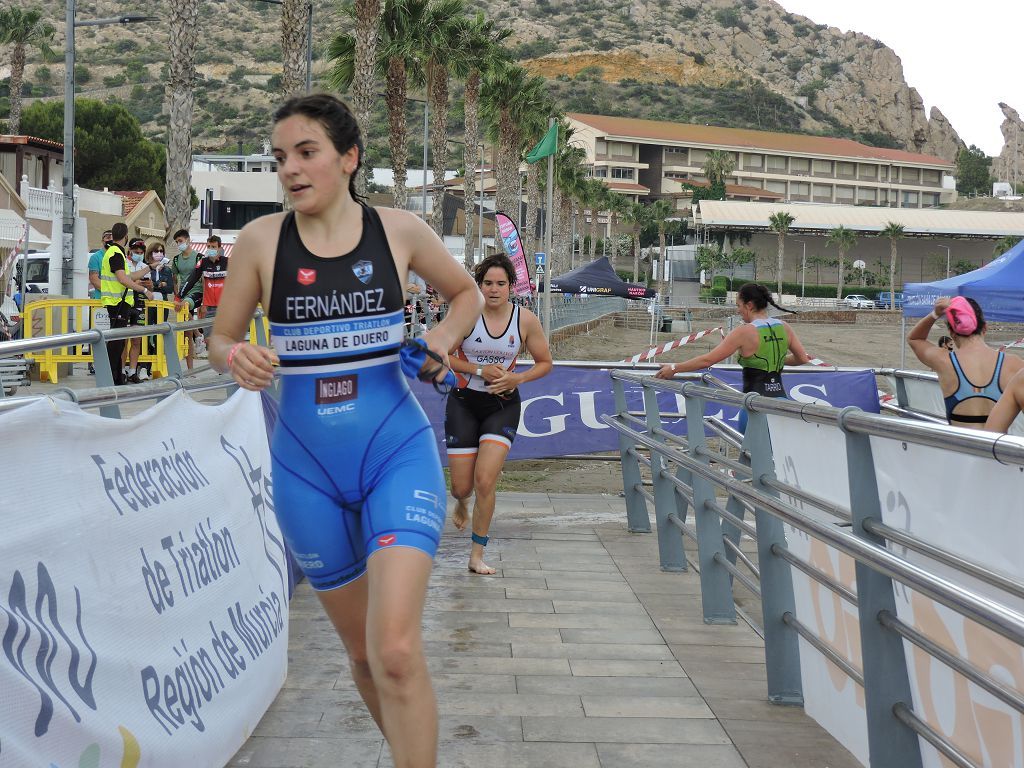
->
[476, 0, 966, 160]
[995, 103, 1024, 185]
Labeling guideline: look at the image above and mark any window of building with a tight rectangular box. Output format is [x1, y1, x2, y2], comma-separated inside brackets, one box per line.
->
[765, 180, 787, 193]
[902, 167, 920, 184]
[592, 166, 608, 178]
[791, 157, 810, 174]
[923, 169, 941, 184]
[744, 153, 763, 168]
[858, 164, 877, 179]
[690, 148, 709, 165]
[791, 181, 810, 196]
[812, 159, 833, 174]
[766, 155, 787, 172]
[835, 185, 854, 200]
[857, 188, 876, 203]
[596, 139, 607, 155]
[665, 145, 687, 155]
[608, 141, 633, 158]
[922, 192, 940, 207]
[812, 183, 832, 199]
[902, 190, 919, 206]
[611, 167, 635, 180]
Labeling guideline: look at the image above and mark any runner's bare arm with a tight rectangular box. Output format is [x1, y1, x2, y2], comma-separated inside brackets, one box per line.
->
[208, 216, 281, 390]
[654, 325, 751, 379]
[380, 208, 482, 374]
[783, 323, 812, 365]
[985, 370, 1024, 433]
[907, 300, 950, 369]
[489, 308, 552, 393]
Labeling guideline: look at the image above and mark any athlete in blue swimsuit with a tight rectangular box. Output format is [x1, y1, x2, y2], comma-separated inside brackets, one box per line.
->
[207, 94, 481, 767]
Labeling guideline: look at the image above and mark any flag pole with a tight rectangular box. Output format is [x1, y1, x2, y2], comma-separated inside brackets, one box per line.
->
[543, 117, 555, 335]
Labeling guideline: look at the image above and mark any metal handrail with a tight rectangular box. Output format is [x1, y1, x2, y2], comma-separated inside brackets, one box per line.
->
[602, 414, 1024, 648]
[610, 372, 1024, 467]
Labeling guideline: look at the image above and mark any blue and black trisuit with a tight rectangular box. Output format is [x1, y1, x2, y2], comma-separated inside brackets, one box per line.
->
[267, 206, 446, 590]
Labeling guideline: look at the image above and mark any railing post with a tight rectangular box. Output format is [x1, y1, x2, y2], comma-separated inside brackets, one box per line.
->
[743, 402, 803, 705]
[89, 327, 121, 419]
[161, 314, 183, 382]
[642, 384, 686, 571]
[612, 376, 651, 533]
[684, 393, 735, 623]
[842, 410, 923, 767]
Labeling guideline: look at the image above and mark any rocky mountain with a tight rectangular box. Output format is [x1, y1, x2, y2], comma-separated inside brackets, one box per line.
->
[2, 0, 974, 163]
[995, 103, 1024, 188]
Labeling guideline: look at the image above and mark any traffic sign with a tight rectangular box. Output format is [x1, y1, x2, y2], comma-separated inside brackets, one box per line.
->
[535, 252, 546, 266]
[536, 265, 545, 275]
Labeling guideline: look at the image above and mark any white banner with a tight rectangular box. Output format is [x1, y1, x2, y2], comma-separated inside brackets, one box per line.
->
[767, 415, 869, 766]
[872, 436, 1024, 768]
[0, 390, 288, 768]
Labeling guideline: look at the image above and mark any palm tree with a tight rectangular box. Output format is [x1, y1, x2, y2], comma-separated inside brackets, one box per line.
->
[702, 150, 736, 190]
[281, 0, 307, 95]
[623, 202, 651, 283]
[481, 63, 548, 223]
[649, 199, 676, 298]
[586, 179, 607, 262]
[0, 8, 56, 135]
[826, 225, 858, 299]
[416, 0, 469, 236]
[880, 221, 905, 308]
[520, 94, 555, 264]
[165, 0, 200, 238]
[767, 210, 795, 297]
[605, 191, 630, 266]
[327, 1, 427, 211]
[553, 136, 585, 276]
[351, 0, 383, 196]
[454, 13, 509, 268]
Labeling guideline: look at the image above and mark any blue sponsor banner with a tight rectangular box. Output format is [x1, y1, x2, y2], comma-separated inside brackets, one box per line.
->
[410, 366, 880, 463]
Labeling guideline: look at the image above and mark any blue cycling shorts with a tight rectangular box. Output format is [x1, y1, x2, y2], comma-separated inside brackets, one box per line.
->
[269, 358, 446, 590]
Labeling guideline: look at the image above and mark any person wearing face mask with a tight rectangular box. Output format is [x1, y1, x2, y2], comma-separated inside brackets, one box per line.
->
[124, 238, 153, 383]
[177, 236, 229, 354]
[86, 229, 113, 375]
[99, 224, 153, 385]
[171, 229, 204, 368]
[135, 242, 175, 381]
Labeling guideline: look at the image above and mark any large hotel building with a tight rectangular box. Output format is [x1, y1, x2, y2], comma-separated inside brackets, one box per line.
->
[566, 113, 957, 210]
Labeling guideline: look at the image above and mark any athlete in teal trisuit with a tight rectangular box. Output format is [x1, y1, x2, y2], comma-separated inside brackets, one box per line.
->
[655, 283, 811, 430]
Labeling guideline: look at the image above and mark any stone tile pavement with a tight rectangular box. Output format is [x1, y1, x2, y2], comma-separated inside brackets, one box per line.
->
[224, 492, 861, 768]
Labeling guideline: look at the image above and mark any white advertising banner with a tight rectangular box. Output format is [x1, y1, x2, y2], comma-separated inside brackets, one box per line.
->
[0, 390, 288, 768]
[871, 436, 1024, 768]
[767, 414, 869, 766]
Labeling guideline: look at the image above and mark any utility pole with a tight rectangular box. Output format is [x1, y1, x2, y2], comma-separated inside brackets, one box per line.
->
[542, 117, 555, 335]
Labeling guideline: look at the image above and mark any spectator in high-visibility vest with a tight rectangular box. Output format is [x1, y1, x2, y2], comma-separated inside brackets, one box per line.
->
[86, 229, 113, 375]
[99, 223, 152, 385]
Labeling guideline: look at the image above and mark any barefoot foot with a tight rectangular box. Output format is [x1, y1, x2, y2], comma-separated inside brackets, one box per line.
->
[452, 497, 469, 531]
[468, 559, 496, 575]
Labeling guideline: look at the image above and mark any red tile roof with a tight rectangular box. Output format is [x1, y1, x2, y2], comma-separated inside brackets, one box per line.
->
[676, 178, 785, 199]
[116, 191, 147, 216]
[0, 135, 65, 150]
[569, 113, 955, 168]
[603, 180, 650, 193]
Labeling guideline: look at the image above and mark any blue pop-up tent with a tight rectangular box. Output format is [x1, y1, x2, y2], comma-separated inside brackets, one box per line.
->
[903, 239, 1024, 321]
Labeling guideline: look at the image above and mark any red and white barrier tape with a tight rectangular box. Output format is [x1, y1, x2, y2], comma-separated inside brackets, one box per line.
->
[807, 357, 893, 403]
[623, 326, 724, 364]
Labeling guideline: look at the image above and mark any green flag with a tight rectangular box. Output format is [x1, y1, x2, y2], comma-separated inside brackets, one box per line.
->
[525, 123, 558, 164]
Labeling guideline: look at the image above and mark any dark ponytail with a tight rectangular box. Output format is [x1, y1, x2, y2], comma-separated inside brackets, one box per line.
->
[737, 282, 796, 314]
[273, 93, 366, 204]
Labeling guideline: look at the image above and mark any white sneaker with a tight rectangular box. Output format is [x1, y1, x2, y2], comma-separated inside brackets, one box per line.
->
[195, 339, 208, 358]
[137, 368, 151, 382]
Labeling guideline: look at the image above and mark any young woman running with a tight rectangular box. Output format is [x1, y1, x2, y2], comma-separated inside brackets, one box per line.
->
[909, 296, 1023, 429]
[655, 283, 810, 429]
[445, 254, 552, 575]
[207, 94, 481, 768]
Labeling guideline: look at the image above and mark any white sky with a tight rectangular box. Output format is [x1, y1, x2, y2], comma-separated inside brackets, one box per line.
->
[778, 0, 1022, 156]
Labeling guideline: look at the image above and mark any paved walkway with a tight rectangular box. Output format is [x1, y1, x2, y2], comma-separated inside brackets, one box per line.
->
[228, 493, 860, 768]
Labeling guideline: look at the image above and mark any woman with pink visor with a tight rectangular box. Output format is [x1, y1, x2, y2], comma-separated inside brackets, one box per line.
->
[908, 296, 1023, 428]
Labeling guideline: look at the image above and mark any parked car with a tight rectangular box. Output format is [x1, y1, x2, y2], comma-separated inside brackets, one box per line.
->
[842, 294, 874, 309]
[874, 291, 905, 309]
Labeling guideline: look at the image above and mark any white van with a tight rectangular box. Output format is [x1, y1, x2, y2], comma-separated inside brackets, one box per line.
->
[12, 251, 64, 297]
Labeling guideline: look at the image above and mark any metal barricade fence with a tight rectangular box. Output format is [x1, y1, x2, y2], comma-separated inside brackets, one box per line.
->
[603, 370, 1024, 768]
[0, 311, 272, 415]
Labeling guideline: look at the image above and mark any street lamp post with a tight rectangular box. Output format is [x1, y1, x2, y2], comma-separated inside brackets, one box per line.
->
[62, 3, 152, 295]
[478, 142, 484, 264]
[938, 244, 951, 278]
[794, 239, 807, 299]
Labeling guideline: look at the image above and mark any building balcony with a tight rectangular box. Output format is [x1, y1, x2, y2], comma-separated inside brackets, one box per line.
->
[20, 177, 71, 219]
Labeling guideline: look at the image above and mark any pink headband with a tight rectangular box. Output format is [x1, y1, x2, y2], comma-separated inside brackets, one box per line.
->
[944, 296, 978, 335]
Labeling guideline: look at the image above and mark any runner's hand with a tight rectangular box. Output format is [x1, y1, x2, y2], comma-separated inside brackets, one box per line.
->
[654, 364, 677, 379]
[486, 368, 520, 394]
[229, 344, 279, 391]
[418, 330, 451, 383]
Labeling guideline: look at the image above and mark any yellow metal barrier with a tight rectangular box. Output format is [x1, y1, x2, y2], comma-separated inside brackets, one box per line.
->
[24, 299, 190, 383]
